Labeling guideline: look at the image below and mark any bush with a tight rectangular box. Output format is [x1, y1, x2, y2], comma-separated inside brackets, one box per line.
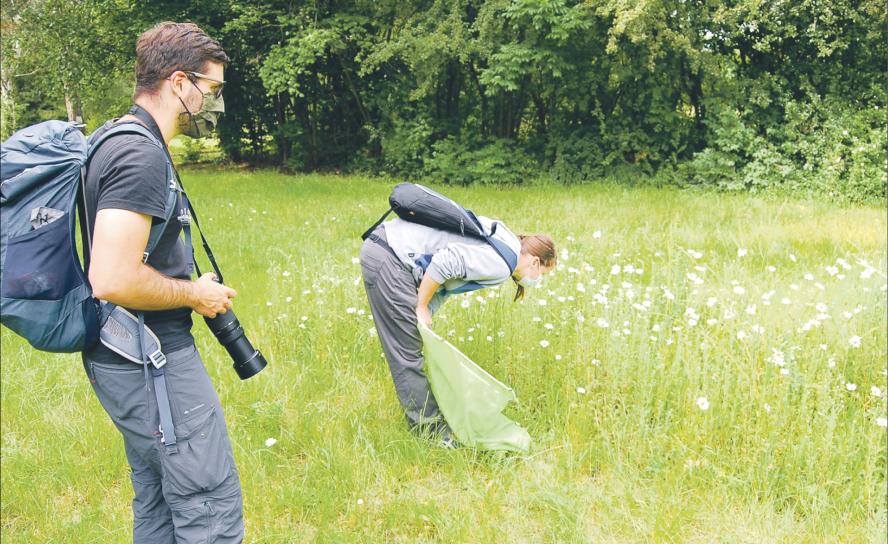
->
[676, 98, 886, 203]
[546, 131, 607, 184]
[181, 137, 205, 163]
[424, 137, 537, 185]
[379, 116, 434, 176]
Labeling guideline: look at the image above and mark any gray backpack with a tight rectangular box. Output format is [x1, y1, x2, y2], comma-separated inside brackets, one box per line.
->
[0, 120, 178, 352]
[362, 182, 517, 272]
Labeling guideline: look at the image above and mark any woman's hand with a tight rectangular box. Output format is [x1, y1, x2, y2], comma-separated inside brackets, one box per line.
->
[416, 304, 433, 328]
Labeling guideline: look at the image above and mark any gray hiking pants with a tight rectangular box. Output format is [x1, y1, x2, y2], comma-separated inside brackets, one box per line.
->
[83, 344, 243, 543]
[360, 227, 444, 430]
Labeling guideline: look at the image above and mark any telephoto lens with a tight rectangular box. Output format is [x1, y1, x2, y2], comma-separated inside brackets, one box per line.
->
[204, 308, 268, 380]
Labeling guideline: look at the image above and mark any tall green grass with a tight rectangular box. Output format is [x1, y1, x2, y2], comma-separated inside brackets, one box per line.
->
[2, 171, 885, 542]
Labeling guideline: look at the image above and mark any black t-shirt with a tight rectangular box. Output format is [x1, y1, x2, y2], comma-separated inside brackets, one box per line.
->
[82, 123, 194, 364]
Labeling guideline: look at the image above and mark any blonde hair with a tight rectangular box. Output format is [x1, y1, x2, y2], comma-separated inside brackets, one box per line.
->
[514, 234, 557, 301]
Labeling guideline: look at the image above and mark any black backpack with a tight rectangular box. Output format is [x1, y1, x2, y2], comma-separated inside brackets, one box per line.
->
[362, 183, 517, 272]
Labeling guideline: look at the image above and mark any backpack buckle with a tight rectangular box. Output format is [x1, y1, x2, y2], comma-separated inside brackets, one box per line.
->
[148, 350, 167, 369]
[142, 251, 150, 263]
[177, 212, 191, 226]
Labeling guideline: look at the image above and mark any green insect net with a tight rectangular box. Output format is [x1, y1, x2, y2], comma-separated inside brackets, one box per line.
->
[420, 325, 530, 452]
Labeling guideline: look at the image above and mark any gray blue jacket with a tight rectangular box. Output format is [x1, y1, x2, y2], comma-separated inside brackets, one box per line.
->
[382, 216, 520, 313]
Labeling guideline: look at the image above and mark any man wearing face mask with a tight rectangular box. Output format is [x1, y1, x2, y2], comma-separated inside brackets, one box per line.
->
[82, 22, 243, 543]
[360, 216, 557, 447]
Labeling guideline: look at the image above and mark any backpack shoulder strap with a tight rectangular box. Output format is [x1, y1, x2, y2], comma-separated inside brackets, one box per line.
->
[361, 208, 393, 240]
[486, 234, 518, 273]
[86, 122, 179, 262]
[468, 214, 517, 274]
[87, 122, 161, 161]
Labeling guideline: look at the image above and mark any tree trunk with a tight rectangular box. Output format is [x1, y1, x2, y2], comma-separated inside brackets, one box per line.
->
[531, 91, 547, 136]
[275, 94, 290, 165]
[65, 92, 83, 123]
[467, 62, 488, 137]
[0, 62, 14, 138]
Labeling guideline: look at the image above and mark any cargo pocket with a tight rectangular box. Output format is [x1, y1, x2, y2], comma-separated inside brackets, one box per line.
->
[161, 406, 233, 496]
[162, 346, 219, 434]
[359, 244, 385, 289]
[1, 213, 81, 300]
[89, 361, 149, 425]
[160, 347, 233, 496]
[170, 500, 214, 543]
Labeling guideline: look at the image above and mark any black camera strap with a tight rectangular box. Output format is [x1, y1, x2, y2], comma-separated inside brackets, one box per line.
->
[178, 189, 223, 284]
[128, 104, 225, 284]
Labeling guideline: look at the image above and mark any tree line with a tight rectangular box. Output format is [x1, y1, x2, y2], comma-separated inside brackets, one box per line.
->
[1, 0, 885, 201]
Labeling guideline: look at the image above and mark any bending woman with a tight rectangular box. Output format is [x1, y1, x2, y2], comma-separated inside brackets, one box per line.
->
[359, 216, 556, 445]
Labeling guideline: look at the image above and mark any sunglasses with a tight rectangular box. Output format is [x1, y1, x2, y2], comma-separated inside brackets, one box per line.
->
[184, 71, 225, 99]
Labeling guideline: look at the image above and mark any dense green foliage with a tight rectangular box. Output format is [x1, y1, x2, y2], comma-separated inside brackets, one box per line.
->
[1, 0, 885, 201]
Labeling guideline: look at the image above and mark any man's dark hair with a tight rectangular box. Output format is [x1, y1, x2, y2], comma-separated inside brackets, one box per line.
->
[134, 21, 230, 98]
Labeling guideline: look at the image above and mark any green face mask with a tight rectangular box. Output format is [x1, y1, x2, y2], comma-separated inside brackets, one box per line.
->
[177, 82, 225, 139]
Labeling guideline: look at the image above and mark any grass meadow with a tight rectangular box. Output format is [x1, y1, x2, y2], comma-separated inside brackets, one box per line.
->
[2, 171, 886, 543]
